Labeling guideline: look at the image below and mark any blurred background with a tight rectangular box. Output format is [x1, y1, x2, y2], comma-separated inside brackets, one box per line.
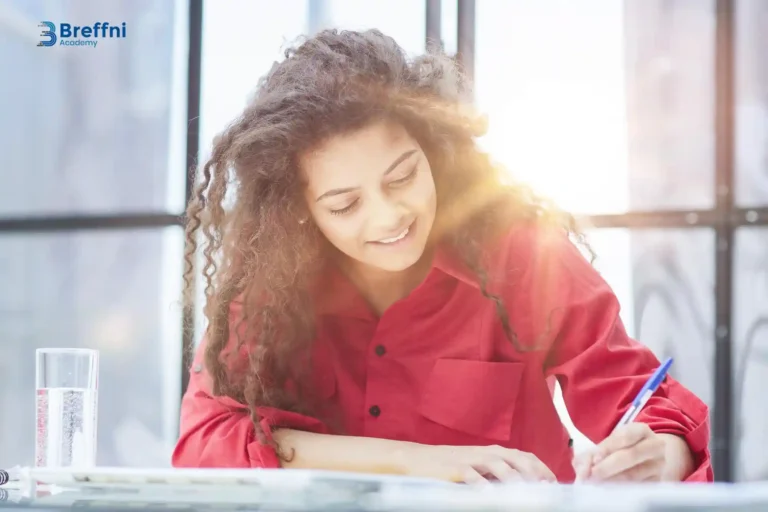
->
[0, 0, 765, 483]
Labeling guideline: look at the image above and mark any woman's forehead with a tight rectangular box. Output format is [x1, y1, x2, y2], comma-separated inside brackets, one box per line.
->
[301, 122, 415, 180]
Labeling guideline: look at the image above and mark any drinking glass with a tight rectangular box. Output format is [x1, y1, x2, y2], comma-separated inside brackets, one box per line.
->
[35, 348, 99, 468]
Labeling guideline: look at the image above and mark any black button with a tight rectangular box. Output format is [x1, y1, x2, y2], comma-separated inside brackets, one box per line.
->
[374, 345, 386, 356]
[368, 405, 381, 417]
[568, 438, 574, 448]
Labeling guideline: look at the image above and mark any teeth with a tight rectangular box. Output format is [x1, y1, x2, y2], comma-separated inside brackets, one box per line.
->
[378, 227, 409, 244]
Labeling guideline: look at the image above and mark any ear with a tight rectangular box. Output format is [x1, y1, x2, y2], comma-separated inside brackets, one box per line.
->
[286, 199, 311, 226]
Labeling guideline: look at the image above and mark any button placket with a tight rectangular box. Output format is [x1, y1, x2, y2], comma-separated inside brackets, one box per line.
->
[364, 315, 397, 432]
[367, 341, 384, 421]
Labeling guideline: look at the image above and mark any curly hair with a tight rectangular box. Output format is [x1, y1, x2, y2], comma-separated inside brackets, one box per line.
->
[183, 28, 587, 452]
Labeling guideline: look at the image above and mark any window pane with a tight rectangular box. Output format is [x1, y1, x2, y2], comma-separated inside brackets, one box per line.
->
[734, 228, 768, 481]
[586, 228, 715, 409]
[0, 0, 188, 216]
[440, 0, 457, 56]
[735, 0, 768, 207]
[475, 0, 715, 214]
[199, 0, 308, 158]
[0, 228, 184, 468]
[197, 0, 310, 343]
[623, 0, 716, 212]
[322, 0, 425, 56]
[553, 228, 714, 452]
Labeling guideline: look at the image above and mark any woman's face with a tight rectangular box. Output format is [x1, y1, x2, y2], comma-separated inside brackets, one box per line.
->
[302, 120, 437, 273]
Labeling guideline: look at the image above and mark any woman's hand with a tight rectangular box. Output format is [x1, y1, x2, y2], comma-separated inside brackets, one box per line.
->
[573, 423, 694, 482]
[401, 444, 557, 484]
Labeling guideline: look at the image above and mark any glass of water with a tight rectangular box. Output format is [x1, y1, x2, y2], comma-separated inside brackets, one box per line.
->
[35, 348, 99, 468]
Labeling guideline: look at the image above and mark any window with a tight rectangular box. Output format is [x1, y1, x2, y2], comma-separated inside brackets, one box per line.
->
[0, 0, 189, 467]
[0, 0, 187, 216]
[0, 229, 184, 467]
[474, 0, 765, 481]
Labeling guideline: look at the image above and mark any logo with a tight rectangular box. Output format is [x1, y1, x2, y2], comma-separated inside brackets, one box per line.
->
[38, 22, 56, 47]
[38, 21, 127, 48]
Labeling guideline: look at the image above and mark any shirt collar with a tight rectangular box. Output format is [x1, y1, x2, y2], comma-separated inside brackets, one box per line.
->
[313, 243, 480, 318]
[431, 244, 481, 290]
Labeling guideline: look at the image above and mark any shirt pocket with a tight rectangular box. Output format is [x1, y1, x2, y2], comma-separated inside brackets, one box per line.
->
[418, 359, 525, 443]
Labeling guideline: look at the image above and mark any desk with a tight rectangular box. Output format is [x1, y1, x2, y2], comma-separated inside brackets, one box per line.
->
[2, 479, 768, 511]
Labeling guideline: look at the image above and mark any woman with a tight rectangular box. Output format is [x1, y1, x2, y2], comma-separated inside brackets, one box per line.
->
[173, 29, 711, 484]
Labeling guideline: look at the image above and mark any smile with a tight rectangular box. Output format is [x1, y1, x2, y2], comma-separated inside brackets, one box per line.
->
[376, 226, 409, 244]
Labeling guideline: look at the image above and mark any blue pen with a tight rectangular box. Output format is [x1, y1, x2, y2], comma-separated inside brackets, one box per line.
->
[613, 357, 674, 432]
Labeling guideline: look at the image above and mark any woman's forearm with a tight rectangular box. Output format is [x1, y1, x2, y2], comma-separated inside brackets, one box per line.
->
[272, 428, 419, 475]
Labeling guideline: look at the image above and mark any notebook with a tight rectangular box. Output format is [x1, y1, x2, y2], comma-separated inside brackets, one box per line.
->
[24, 466, 449, 491]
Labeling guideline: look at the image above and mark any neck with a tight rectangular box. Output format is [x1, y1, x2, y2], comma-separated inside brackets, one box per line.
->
[341, 252, 433, 316]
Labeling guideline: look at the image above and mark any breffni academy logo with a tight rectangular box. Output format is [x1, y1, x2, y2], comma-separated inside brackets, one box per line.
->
[38, 21, 127, 48]
[37, 22, 56, 47]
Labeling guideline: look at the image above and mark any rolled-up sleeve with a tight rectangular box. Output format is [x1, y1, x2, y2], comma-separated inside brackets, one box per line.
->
[533, 231, 712, 482]
[172, 336, 328, 468]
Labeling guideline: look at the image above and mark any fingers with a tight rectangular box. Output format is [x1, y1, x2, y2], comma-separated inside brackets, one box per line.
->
[447, 446, 557, 485]
[572, 451, 594, 481]
[594, 457, 664, 482]
[474, 459, 523, 483]
[574, 425, 666, 483]
[511, 452, 557, 482]
[461, 466, 489, 485]
[463, 453, 552, 484]
[590, 435, 666, 482]
[573, 424, 650, 476]
[593, 424, 653, 461]
[490, 447, 556, 482]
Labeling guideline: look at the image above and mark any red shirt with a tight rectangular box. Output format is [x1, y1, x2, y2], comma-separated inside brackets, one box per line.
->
[172, 224, 712, 482]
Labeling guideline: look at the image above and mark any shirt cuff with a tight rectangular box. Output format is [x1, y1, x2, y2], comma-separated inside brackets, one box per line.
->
[246, 407, 330, 468]
[661, 420, 712, 483]
[638, 399, 712, 482]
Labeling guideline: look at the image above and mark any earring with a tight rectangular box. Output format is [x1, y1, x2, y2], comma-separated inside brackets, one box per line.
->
[298, 218, 308, 225]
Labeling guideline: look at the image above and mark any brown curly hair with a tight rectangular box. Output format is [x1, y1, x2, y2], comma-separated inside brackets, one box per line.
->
[183, 28, 587, 449]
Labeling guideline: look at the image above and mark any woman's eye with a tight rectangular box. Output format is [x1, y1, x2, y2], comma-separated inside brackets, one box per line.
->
[330, 199, 359, 216]
[389, 166, 417, 187]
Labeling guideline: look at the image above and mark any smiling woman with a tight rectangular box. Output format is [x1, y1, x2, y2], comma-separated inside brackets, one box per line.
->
[302, 122, 436, 284]
[174, 28, 712, 484]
